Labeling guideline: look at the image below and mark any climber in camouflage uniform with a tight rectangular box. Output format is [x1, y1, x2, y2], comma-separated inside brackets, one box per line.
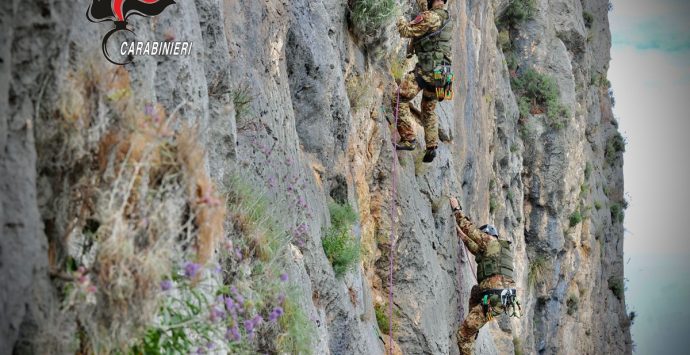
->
[393, 0, 453, 163]
[450, 197, 520, 355]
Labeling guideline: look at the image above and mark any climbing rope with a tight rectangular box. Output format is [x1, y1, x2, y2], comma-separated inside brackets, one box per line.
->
[388, 87, 401, 355]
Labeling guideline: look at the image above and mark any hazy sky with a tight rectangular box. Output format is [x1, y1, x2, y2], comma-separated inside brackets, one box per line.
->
[609, 0, 690, 353]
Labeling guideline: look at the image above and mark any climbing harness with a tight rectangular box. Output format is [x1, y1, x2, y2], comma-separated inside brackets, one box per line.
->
[433, 64, 454, 101]
[480, 288, 521, 319]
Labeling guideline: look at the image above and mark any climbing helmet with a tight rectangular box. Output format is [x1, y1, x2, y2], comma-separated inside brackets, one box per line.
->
[479, 224, 499, 238]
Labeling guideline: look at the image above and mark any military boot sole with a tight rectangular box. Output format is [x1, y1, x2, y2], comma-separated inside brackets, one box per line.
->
[395, 141, 417, 151]
[422, 148, 437, 163]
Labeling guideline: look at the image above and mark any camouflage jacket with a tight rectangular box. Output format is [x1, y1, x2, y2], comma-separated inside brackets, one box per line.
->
[396, 5, 445, 39]
[453, 210, 517, 290]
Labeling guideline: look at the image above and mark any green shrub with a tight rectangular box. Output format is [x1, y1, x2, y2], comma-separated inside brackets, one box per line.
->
[610, 203, 624, 223]
[349, 0, 398, 36]
[489, 196, 498, 213]
[498, 0, 537, 28]
[569, 210, 583, 227]
[566, 293, 579, 315]
[510, 68, 569, 126]
[375, 303, 391, 334]
[583, 11, 594, 28]
[608, 276, 625, 300]
[594, 201, 602, 210]
[528, 255, 548, 287]
[517, 96, 531, 119]
[277, 292, 315, 354]
[605, 133, 626, 166]
[323, 202, 360, 277]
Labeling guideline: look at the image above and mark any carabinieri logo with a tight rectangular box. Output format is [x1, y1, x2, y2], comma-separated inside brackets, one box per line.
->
[87, 0, 191, 65]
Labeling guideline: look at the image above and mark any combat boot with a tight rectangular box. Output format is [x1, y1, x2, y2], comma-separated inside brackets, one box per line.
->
[422, 146, 437, 162]
[396, 139, 417, 151]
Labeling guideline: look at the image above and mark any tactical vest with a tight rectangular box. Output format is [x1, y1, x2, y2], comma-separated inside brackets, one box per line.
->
[476, 239, 514, 283]
[413, 8, 453, 73]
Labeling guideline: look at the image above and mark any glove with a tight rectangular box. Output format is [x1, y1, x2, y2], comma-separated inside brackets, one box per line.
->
[450, 196, 462, 212]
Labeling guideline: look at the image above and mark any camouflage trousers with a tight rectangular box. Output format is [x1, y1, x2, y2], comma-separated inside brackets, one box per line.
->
[392, 70, 439, 149]
[457, 286, 508, 355]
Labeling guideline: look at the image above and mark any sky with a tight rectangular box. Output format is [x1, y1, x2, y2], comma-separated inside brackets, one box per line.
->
[608, 0, 690, 353]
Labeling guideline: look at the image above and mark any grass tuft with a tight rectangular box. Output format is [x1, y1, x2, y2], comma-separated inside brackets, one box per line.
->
[232, 82, 253, 125]
[323, 202, 360, 277]
[348, 0, 398, 36]
[375, 303, 391, 334]
[528, 255, 548, 287]
[569, 210, 583, 227]
[610, 203, 625, 223]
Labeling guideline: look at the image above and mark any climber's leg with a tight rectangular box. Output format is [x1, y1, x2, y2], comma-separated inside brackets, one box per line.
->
[457, 303, 488, 355]
[420, 89, 439, 149]
[420, 89, 439, 162]
[393, 72, 422, 150]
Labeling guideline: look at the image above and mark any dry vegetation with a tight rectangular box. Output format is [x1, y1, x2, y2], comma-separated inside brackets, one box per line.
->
[54, 61, 226, 352]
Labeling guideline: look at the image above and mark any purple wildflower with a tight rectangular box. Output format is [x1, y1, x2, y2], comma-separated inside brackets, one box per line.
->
[268, 306, 284, 322]
[224, 296, 235, 311]
[280, 273, 289, 282]
[160, 279, 173, 291]
[184, 262, 201, 278]
[144, 104, 154, 116]
[244, 319, 255, 333]
[209, 305, 225, 322]
[226, 325, 241, 341]
[277, 293, 286, 305]
[231, 286, 245, 306]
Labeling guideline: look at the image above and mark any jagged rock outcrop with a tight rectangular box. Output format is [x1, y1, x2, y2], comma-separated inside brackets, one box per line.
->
[0, 0, 631, 353]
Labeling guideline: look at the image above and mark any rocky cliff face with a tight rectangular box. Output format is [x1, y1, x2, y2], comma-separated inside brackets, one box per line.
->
[0, 0, 632, 353]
